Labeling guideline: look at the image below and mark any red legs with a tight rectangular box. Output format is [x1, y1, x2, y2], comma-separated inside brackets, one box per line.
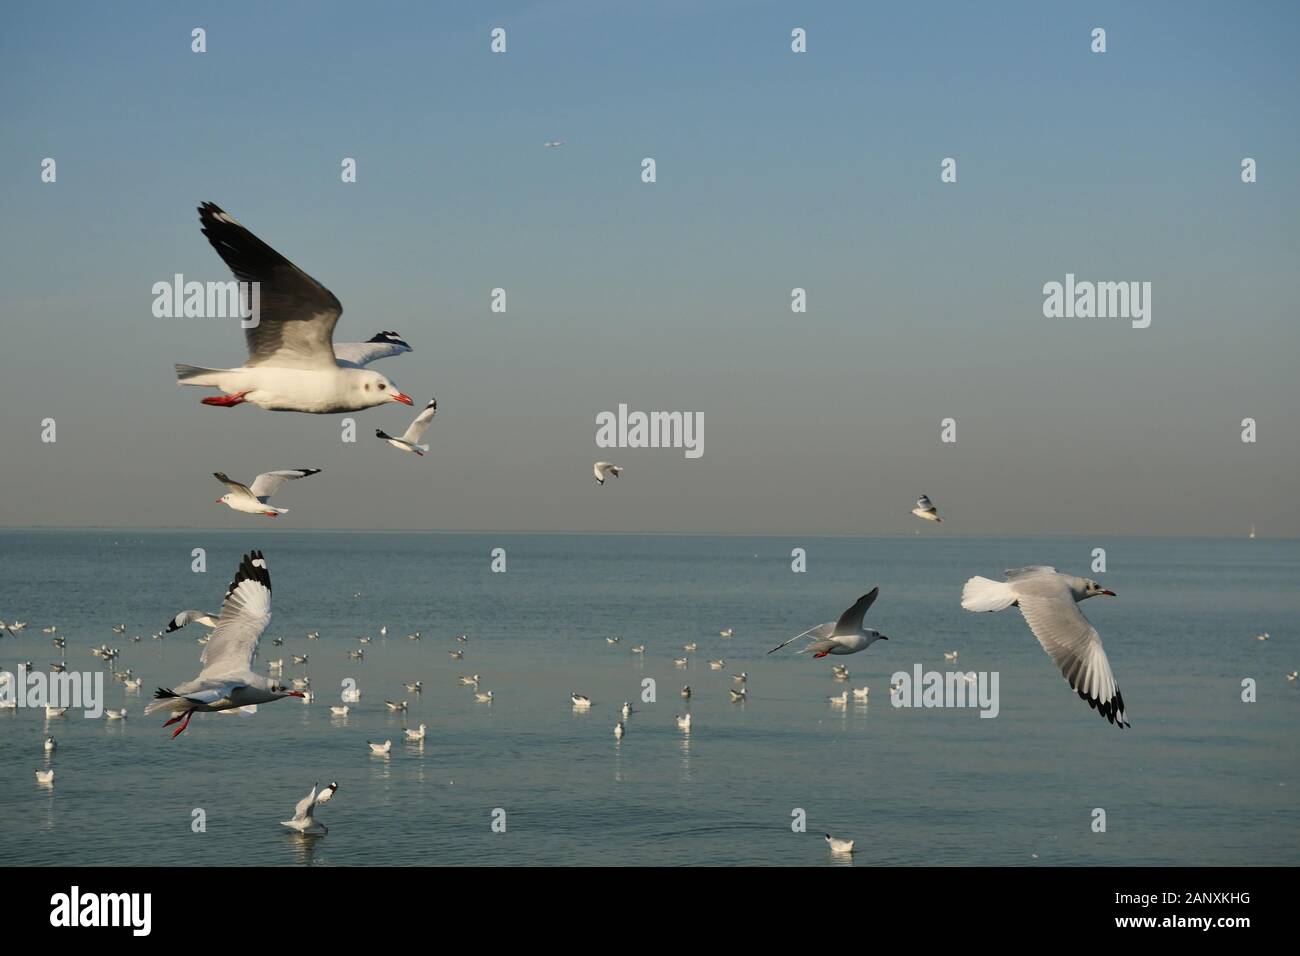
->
[166, 708, 196, 737]
[201, 391, 248, 407]
[813, 651, 829, 659]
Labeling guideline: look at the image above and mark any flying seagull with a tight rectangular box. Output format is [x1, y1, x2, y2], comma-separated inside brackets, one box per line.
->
[911, 494, 942, 522]
[961, 566, 1128, 728]
[376, 399, 438, 456]
[213, 468, 321, 517]
[767, 588, 890, 658]
[165, 609, 218, 633]
[175, 202, 415, 412]
[144, 551, 304, 737]
[593, 461, 623, 485]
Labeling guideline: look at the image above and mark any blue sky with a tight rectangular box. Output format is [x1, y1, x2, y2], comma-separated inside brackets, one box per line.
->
[1, 1, 1297, 535]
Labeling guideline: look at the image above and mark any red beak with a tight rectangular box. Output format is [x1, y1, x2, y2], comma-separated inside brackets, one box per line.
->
[390, 391, 414, 406]
[288, 691, 306, 698]
[1100, 588, 1116, 596]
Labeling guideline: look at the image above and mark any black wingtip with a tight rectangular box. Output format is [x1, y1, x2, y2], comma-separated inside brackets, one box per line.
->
[153, 687, 177, 700]
[228, 549, 271, 597]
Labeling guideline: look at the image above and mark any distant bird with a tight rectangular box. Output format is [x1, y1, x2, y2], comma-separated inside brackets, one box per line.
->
[111, 624, 126, 634]
[828, 691, 848, 706]
[571, 693, 592, 709]
[367, 740, 392, 755]
[45, 707, 68, 718]
[281, 782, 331, 835]
[340, 681, 361, 703]
[943, 651, 959, 663]
[675, 713, 692, 731]
[267, 659, 284, 672]
[852, 686, 870, 700]
[1257, 632, 1270, 641]
[291, 677, 310, 690]
[729, 687, 747, 702]
[271, 638, 285, 646]
[329, 705, 350, 716]
[962, 566, 1127, 728]
[825, 834, 855, 854]
[1286, 671, 1297, 682]
[593, 461, 623, 485]
[621, 702, 634, 718]
[35, 769, 55, 785]
[378, 626, 387, 637]
[768, 588, 890, 659]
[407, 632, 422, 642]
[831, 663, 849, 675]
[144, 551, 305, 737]
[52, 636, 66, 649]
[404, 681, 423, 693]
[911, 494, 942, 523]
[43, 736, 56, 752]
[106, 708, 127, 720]
[42, 626, 57, 634]
[458, 675, 481, 686]
[682, 643, 698, 653]
[474, 690, 494, 703]
[719, 628, 733, 638]
[404, 723, 427, 741]
[962, 672, 977, 685]
[292, 654, 308, 665]
[708, 659, 725, 670]
[681, 685, 691, 699]
[175, 202, 415, 413]
[832, 669, 850, 681]
[306, 631, 320, 640]
[358, 636, 372, 644]
[614, 721, 625, 739]
[50, 662, 66, 674]
[375, 398, 438, 455]
[456, 635, 468, 644]
[606, 637, 620, 646]
[543, 139, 566, 148]
[673, 657, 688, 668]
[890, 678, 905, 694]
[213, 469, 321, 517]
[347, 650, 364, 661]
[630, 644, 646, 654]
[385, 700, 408, 712]
[124, 677, 142, 692]
[732, 672, 748, 683]
[449, 650, 464, 660]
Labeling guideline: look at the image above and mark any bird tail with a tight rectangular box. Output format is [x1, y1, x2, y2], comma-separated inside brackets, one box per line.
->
[414, 443, 429, 454]
[961, 576, 1017, 612]
[175, 363, 226, 387]
[144, 688, 184, 717]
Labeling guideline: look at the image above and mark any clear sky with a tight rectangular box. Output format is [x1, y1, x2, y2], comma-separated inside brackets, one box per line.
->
[1, 1, 1297, 536]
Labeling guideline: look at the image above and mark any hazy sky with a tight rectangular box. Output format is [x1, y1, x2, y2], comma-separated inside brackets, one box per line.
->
[1, 1, 1297, 536]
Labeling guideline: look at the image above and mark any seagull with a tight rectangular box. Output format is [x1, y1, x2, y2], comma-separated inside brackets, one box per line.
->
[106, 708, 127, 720]
[358, 636, 372, 645]
[213, 469, 321, 517]
[768, 588, 890, 659]
[606, 637, 620, 645]
[50, 662, 66, 674]
[732, 672, 748, 683]
[315, 782, 338, 804]
[292, 654, 308, 665]
[852, 686, 870, 700]
[329, 705, 349, 716]
[474, 690, 494, 703]
[708, 660, 725, 670]
[144, 551, 305, 737]
[290, 678, 310, 690]
[719, 628, 733, 638]
[404, 723, 427, 741]
[347, 650, 364, 661]
[456, 635, 468, 644]
[449, 650, 464, 660]
[1256, 633, 1270, 641]
[825, 834, 854, 854]
[593, 461, 623, 485]
[367, 740, 392, 755]
[681, 685, 691, 698]
[404, 681, 423, 693]
[890, 679, 904, 694]
[614, 721, 625, 739]
[175, 203, 415, 413]
[35, 769, 55, 785]
[543, 139, 566, 148]
[571, 693, 592, 709]
[943, 651, 959, 662]
[43, 736, 56, 752]
[378, 626, 387, 637]
[267, 659, 284, 672]
[1286, 671, 1298, 682]
[42, 626, 57, 634]
[961, 566, 1128, 728]
[45, 706, 68, 718]
[675, 713, 692, 731]
[375, 399, 438, 455]
[621, 702, 634, 718]
[673, 657, 689, 668]
[165, 609, 220, 633]
[281, 782, 331, 835]
[407, 632, 422, 642]
[630, 644, 646, 654]
[458, 675, 481, 686]
[683, 643, 697, 652]
[124, 677, 142, 692]
[385, 700, 408, 712]
[828, 691, 848, 706]
[832, 669, 850, 681]
[729, 687, 747, 702]
[911, 494, 943, 523]
[306, 631, 320, 640]
[831, 663, 849, 675]
[111, 624, 126, 634]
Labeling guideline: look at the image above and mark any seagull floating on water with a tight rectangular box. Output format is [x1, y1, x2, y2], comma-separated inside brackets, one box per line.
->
[281, 781, 334, 835]
[825, 834, 854, 854]
[404, 723, 427, 741]
[367, 740, 392, 755]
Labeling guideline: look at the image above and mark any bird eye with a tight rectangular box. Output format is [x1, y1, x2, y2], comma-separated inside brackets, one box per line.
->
[378, 383, 386, 390]
[364, 383, 370, 390]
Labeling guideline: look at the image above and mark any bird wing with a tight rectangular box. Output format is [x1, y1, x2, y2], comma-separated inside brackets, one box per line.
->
[915, 495, 937, 514]
[1011, 573, 1129, 728]
[1005, 565, 1057, 581]
[333, 331, 412, 368]
[197, 202, 343, 370]
[249, 468, 321, 501]
[199, 552, 272, 678]
[832, 588, 879, 636]
[213, 472, 258, 504]
[401, 399, 438, 443]
[291, 783, 319, 822]
[767, 621, 835, 655]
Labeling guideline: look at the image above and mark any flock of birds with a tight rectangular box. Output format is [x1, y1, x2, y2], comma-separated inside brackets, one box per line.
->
[4, 201, 1288, 858]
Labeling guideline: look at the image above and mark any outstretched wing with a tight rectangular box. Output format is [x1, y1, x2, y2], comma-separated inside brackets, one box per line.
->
[291, 783, 319, 822]
[199, 551, 272, 678]
[1012, 573, 1129, 728]
[832, 588, 879, 636]
[213, 472, 257, 503]
[333, 331, 412, 368]
[249, 468, 321, 501]
[401, 399, 438, 444]
[915, 495, 937, 514]
[197, 202, 342, 369]
[767, 621, 835, 655]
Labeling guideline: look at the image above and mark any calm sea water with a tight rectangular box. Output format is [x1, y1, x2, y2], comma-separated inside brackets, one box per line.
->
[0, 530, 1296, 867]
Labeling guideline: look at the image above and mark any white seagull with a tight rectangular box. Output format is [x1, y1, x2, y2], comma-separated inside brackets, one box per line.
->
[367, 740, 392, 755]
[329, 705, 350, 716]
[474, 690, 494, 703]
[675, 713, 692, 731]
[144, 551, 305, 737]
[213, 468, 321, 517]
[385, 700, 407, 712]
[376, 398, 438, 455]
[961, 566, 1128, 728]
[106, 709, 127, 720]
[43, 736, 56, 752]
[825, 834, 854, 854]
[404, 723, 427, 741]
[767, 588, 890, 659]
[165, 609, 218, 633]
[571, 693, 592, 709]
[175, 203, 415, 413]
[36, 769, 55, 785]
[281, 781, 332, 835]
[614, 721, 625, 739]
[852, 686, 870, 700]
[593, 461, 623, 485]
[911, 494, 942, 522]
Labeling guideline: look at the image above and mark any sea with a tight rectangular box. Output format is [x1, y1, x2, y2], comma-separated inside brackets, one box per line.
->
[0, 529, 1296, 866]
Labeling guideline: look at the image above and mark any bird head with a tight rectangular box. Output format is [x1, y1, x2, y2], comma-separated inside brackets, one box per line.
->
[1083, 579, 1116, 599]
[351, 370, 412, 408]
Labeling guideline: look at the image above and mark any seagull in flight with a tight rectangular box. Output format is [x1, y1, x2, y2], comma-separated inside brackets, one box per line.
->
[376, 398, 438, 456]
[165, 609, 218, 633]
[543, 139, 566, 148]
[767, 588, 890, 659]
[175, 202, 415, 413]
[144, 551, 304, 737]
[593, 461, 623, 485]
[911, 494, 942, 522]
[213, 469, 321, 517]
[961, 566, 1128, 728]
[281, 781, 335, 835]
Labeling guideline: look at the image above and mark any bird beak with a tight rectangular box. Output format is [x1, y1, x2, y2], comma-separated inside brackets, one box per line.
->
[1100, 589, 1117, 597]
[879, 635, 889, 640]
[389, 391, 414, 406]
[287, 691, 306, 698]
